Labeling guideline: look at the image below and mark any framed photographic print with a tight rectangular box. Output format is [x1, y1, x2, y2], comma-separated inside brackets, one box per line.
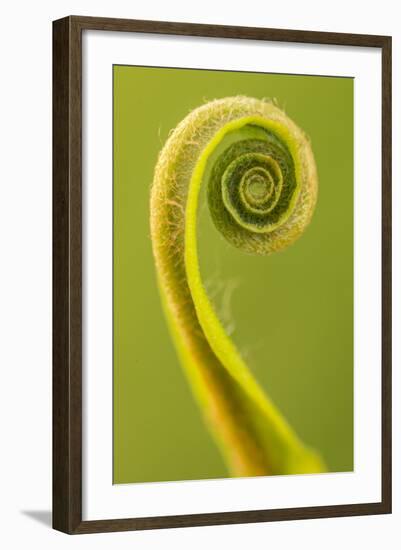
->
[52, 16, 392, 534]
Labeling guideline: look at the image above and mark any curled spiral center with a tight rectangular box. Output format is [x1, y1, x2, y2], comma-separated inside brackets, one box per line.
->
[205, 116, 316, 254]
[242, 168, 274, 205]
[219, 151, 286, 233]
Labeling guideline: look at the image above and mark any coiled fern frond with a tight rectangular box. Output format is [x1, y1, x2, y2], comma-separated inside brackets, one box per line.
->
[150, 96, 324, 477]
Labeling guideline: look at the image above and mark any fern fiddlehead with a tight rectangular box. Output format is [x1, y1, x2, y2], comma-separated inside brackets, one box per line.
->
[150, 96, 325, 477]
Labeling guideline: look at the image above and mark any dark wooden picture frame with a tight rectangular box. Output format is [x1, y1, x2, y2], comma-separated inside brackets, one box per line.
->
[53, 15, 392, 534]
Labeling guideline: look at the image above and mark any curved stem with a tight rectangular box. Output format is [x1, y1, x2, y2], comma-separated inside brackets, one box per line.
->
[150, 96, 325, 477]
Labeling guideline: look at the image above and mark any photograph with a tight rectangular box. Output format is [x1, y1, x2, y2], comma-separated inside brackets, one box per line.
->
[51, 15, 391, 534]
[0, 1, 396, 546]
[113, 65, 354, 484]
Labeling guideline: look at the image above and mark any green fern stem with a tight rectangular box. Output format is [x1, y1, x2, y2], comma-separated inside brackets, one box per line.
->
[150, 96, 325, 477]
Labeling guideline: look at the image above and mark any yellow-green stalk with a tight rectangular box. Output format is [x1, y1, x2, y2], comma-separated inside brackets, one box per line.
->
[150, 96, 325, 477]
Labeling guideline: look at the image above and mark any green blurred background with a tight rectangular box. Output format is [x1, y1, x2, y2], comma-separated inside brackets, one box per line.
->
[113, 65, 354, 484]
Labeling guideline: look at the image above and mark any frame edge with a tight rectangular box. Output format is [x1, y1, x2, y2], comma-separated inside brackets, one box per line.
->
[52, 15, 392, 534]
[381, 35, 392, 515]
[52, 15, 83, 534]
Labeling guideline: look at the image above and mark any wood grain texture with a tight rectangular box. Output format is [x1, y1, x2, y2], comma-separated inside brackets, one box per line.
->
[52, 16, 82, 534]
[381, 35, 392, 513]
[52, 15, 392, 534]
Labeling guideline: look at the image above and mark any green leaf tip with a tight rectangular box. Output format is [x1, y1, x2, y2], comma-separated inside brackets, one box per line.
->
[150, 96, 324, 478]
